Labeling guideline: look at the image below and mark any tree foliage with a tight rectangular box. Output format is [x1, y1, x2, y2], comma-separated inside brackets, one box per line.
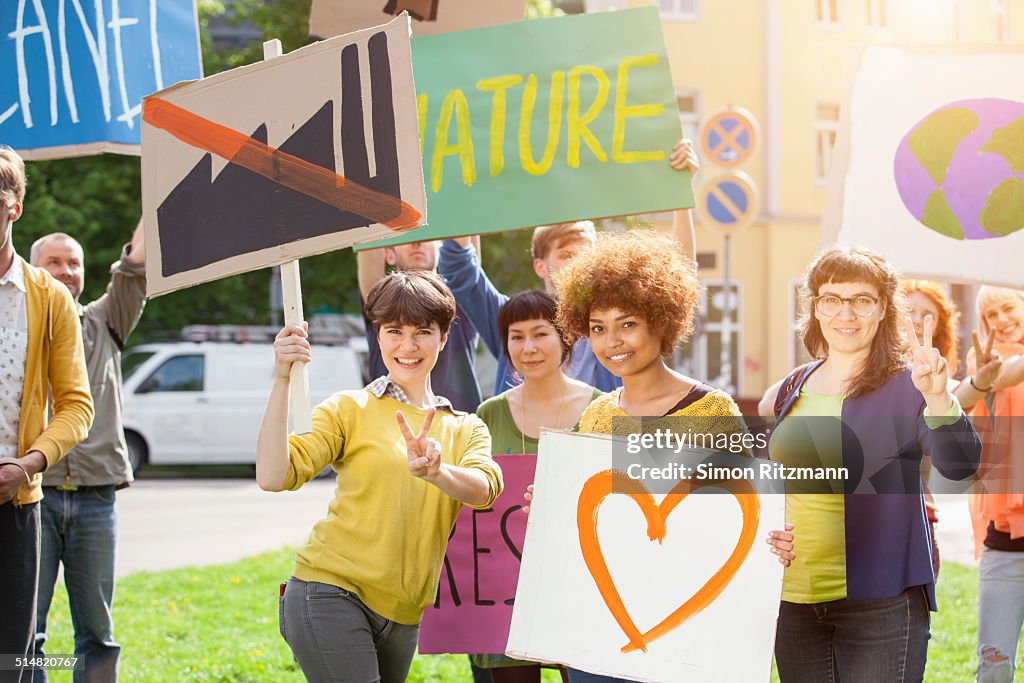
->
[14, 0, 562, 341]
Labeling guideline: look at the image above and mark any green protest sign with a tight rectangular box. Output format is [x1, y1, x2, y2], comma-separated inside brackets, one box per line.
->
[356, 6, 691, 249]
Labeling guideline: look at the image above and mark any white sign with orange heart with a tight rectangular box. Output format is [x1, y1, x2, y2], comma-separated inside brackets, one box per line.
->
[507, 430, 786, 683]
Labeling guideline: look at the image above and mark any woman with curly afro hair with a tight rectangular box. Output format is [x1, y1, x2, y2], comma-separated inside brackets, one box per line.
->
[556, 230, 758, 432]
[546, 229, 796, 683]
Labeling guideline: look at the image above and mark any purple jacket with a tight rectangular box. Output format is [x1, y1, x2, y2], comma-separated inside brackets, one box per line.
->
[774, 361, 980, 610]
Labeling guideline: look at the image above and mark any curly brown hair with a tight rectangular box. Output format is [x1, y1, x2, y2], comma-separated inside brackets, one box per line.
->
[554, 230, 701, 356]
[798, 246, 909, 398]
[901, 280, 960, 376]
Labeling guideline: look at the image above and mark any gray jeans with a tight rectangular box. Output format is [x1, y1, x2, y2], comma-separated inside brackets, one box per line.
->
[977, 548, 1024, 682]
[280, 578, 420, 683]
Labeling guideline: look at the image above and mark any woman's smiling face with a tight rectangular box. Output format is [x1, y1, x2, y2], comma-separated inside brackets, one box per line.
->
[983, 296, 1024, 344]
[814, 281, 884, 357]
[588, 307, 663, 378]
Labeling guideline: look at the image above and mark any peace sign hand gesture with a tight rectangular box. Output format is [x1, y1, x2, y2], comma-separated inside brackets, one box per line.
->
[397, 409, 442, 479]
[971, 330, 1003, 392]
[905, 315, 952, 405]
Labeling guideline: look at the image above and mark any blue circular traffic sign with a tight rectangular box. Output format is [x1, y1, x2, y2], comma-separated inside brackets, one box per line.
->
[700, 108, 759, 168]
[698, 171, 759, 235]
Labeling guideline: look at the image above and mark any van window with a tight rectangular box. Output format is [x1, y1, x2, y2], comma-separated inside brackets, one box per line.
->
[122, 350, 156, 381]
[137, 355, 205, 393]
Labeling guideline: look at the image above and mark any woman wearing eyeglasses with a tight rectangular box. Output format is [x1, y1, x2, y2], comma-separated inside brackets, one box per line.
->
[768, 247, 980, 682]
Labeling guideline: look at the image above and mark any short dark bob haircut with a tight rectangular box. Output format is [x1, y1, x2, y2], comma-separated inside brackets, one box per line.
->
[364, 270, 456, 335]
[497, 290, 574, 364]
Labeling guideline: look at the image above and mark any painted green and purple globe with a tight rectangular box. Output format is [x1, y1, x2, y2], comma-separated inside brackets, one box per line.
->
[894, 98, 1024, 240]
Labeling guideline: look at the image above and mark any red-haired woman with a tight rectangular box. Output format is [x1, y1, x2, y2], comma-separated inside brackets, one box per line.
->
[902, 279, 962, 579]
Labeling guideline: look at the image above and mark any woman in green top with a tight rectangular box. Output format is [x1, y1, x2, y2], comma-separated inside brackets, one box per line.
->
[474, 290, 599, 683]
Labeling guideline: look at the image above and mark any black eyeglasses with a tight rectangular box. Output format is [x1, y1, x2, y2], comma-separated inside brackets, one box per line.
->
[814, 294, 880, 318]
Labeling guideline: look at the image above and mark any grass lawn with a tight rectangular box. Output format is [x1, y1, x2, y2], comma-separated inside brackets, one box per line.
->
[36, 550, 1013, 682]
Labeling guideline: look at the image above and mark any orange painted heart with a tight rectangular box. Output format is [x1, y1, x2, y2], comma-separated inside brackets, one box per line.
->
[576, 470, 760, 654]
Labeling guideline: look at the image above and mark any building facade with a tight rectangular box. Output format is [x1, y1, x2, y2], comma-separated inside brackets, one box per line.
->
[613, 0, 1024, 397]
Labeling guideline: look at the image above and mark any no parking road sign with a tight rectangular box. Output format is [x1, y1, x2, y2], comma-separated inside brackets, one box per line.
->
[698, 171, 759, 235]
[700, 107, 759, 168]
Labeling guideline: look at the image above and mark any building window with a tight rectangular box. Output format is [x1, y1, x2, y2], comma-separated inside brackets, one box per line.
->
[866, 0, 886, 28]
[673, 280, 743, 395]
[788, 278, 814, 369]
[816, 0, 840, 25]
[993, 0, 1006, 41]
[658, 0, 699, 21]
[815, 102, 840, 184]
[676, 89, 700, 147]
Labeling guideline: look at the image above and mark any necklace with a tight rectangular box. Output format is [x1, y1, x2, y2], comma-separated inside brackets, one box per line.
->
[516, 377, 569, 455]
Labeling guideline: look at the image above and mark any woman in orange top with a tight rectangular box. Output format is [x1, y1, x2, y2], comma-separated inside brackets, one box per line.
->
[962, 286, 1024, 682]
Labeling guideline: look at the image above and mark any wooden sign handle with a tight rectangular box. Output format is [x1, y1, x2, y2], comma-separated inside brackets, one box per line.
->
[264, 39, 313, 435]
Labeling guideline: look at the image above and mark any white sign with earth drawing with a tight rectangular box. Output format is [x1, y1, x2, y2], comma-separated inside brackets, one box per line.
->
[822, 45, 1024, 288]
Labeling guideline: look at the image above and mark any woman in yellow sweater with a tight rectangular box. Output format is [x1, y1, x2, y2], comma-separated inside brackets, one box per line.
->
[548, 230, 795, 683]
[255, 270, 503, 683]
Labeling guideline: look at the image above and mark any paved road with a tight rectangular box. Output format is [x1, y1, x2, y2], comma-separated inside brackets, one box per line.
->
[112, 479, 980, 578]
[115, 478, 336, 577]
[933, 493, 977, 567]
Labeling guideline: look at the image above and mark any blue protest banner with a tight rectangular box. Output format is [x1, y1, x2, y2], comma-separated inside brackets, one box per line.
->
[0, 0, 202, 159]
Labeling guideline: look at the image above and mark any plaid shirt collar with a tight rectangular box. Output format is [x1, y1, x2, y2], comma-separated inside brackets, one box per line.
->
[365, 376, 457, 412]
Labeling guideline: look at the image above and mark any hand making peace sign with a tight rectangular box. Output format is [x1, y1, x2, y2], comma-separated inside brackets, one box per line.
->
[970, 329, 1003, 392]
[397, 408, 442, 479]
[904, 314, 950, 399]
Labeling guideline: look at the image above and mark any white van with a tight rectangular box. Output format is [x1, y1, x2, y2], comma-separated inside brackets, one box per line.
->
[120, 341, 365, 472]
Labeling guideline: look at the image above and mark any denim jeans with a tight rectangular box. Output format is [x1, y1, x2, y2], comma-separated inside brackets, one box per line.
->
[33, 486, 119, 683]
[0, 501, 39, 683]
[977, 548, 1024, 682]
[567, 669, 624, 682]
[280, 577, 420, 683]
[775, 587, 931, 683]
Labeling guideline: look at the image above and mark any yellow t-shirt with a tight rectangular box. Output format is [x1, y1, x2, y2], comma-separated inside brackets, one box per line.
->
[579, 386, 745, 436]
[770, 387, 846, 603]
[283, 389, 503, 625]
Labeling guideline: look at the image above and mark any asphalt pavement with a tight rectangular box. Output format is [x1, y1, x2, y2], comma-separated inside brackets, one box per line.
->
[115, 477, 336, 577]
[113, 478, 980, 578]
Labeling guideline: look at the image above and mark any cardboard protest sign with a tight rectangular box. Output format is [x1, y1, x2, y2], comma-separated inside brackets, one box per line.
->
[507, 431, 785, 683]
[140, 15, 425, 297]
[1, 0, 201, 160]
[822, 45, 1024, 288]
[419, 454, 534, 654]
[310, 0, 526, 38]
[357, 7, 691, 250]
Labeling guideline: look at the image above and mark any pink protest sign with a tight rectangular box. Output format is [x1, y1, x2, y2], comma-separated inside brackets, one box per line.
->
[418, 454, 535, 654]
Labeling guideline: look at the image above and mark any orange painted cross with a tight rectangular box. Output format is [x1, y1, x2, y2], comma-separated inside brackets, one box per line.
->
[142, 97, 421, 231]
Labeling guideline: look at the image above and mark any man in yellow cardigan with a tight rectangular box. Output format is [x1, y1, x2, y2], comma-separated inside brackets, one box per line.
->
[0, 147, 94, 683]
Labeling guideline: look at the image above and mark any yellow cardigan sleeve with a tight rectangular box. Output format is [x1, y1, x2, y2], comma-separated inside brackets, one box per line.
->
[456, 414, 502, 509]
[284, 392, 347, 490]
[29, 283, 94, 468]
